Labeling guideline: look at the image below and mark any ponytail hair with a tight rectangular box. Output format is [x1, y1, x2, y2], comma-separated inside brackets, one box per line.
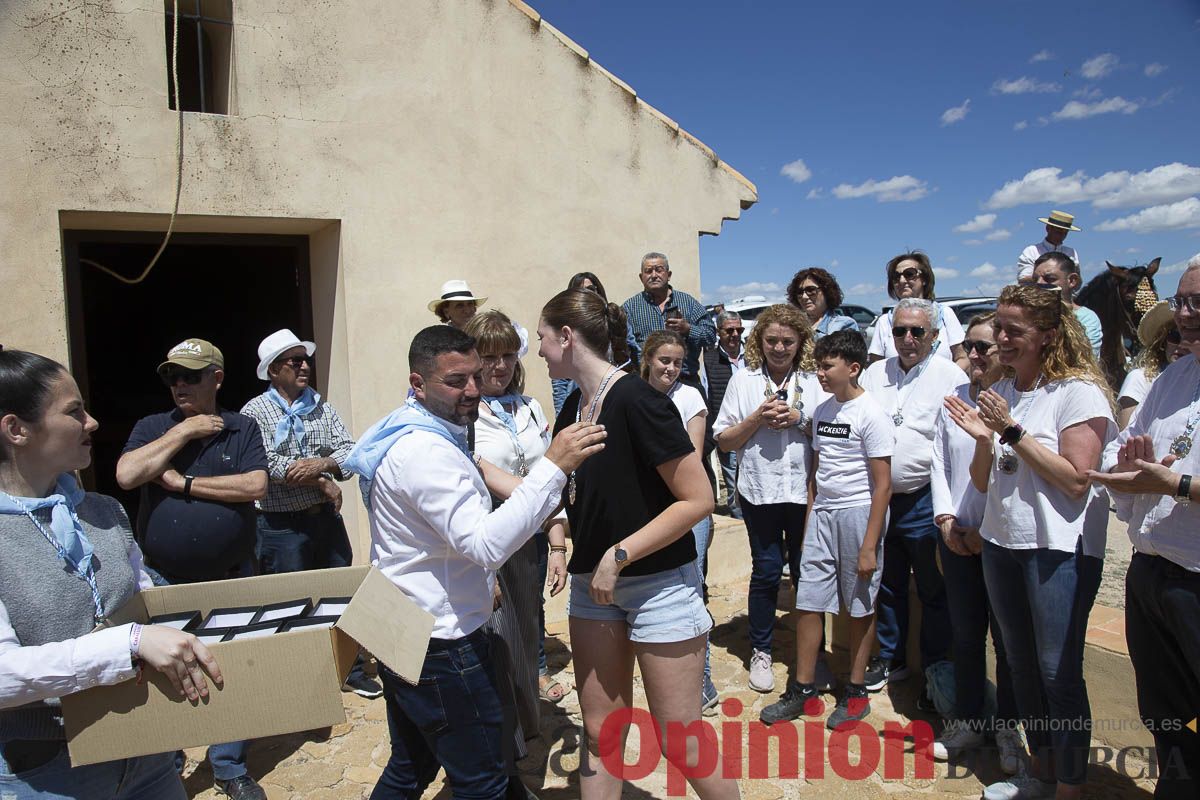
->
[0, 349, 68, 463]
[542, 288, 633, 371]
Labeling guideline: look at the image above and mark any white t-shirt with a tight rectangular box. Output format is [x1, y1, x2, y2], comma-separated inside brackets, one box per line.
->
[811, 391, 895, 510]
[473, 396, 552, 477]
[1118, 367, 1154, 407]
[930, 385, 988, 529]
[979, 378, 1116, 554]
[868, 305, 966, 361]
[860, 355, 969, 493]
[666, 382, 708, 426]
[712, 367, 828, 506]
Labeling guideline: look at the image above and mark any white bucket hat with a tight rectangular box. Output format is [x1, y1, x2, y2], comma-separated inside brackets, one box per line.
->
[428, 279, 487, 314]
[256, 329, 316, 380]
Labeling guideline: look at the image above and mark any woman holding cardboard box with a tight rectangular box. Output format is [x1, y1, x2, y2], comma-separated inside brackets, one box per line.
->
[0, 349, 223, 797]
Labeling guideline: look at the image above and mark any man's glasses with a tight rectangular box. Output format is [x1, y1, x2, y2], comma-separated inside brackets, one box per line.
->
[1167, 294, 1200, 314]
[797, 286, 823, 298]
[159, 368, 208, 387]
[892, 325, 927, 339]
[720, 327, 744, 336]
[962, 339, 996, 357]
[892, 268, 922, 283]
[274, 356, 310, 370]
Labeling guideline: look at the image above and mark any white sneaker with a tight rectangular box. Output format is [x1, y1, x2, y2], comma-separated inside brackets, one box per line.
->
[931, 719, 985, 761]
[981, 774, 1055, 800]
[813, 658, 836, 693]
[749, 649, 774, 692]
[995, 727, 1027, 775]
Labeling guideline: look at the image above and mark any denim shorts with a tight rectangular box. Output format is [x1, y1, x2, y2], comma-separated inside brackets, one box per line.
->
[568, 565, 713, 644]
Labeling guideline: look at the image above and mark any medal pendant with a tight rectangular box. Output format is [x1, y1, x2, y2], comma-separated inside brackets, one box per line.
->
[892, 412, 904, 427]
[998, 452, 1018, 474]
[1171, 435, 1193, 458]
[568, 473, 577, 506]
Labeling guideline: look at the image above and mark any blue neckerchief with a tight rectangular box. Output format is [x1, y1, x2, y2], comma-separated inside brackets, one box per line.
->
[344, 400, 470, 510]
[0, 473, 93, 571]
[483, 393, 524, 436]
[268, 386, 320, 449]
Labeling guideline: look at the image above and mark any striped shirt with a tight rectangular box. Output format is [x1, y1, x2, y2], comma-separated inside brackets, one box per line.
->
[621, 286, 716, 379]
[240, 392, 357, 513]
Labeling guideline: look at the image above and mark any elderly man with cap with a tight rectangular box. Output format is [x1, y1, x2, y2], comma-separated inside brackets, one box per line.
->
[238, 330, 380, 698]
[1016, 209, 1081, 283]
[116, 338, 269, 800]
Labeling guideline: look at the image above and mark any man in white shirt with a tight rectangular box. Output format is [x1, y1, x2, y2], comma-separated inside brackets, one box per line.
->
[1091, 256, 1200, 798]
[346, 325, 604, 800]
[1031, 252, 1103, 358]
[1016, 209, 1080, 283]
[860, 298, 969, 691]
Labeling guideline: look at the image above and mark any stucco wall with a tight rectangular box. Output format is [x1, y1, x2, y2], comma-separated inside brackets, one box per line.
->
[0, 0, 755, 557]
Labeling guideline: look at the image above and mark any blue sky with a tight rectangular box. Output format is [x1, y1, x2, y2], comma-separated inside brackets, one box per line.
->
[533, 0, 1200, 311]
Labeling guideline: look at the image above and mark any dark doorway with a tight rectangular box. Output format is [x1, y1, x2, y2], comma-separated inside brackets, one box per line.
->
[62, 230, 312, 520]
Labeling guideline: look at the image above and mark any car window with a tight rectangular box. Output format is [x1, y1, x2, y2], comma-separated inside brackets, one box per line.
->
[950, 302, 997, 324]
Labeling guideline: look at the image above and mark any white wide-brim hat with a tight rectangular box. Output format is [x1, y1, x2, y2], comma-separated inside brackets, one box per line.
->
[428, 279, 487, 314]
[256, 328, 316, 380]
[1137, 300, 1173, 348]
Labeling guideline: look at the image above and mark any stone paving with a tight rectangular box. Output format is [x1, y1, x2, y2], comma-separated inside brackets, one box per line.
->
[182, 517, 1156, 799]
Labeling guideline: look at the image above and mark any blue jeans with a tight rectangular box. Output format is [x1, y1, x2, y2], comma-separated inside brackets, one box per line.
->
[717, 449, 742, 519]
[0, 747, 185, 799]
[371, 629, 510, 799]
[741, 497, 807, 653]
[982, 539, 1101, 786]
[534, 531, 549, 676]
[876, 485, 950, 668]
[937, 536, 1016, 727]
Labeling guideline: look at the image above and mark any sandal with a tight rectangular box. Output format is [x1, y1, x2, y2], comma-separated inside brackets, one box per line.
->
[539, 675, 567, 704]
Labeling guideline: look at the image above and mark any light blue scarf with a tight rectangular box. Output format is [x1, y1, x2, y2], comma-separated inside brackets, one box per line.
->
[483, 393, 525, 436]
[268, 386, 321, 448]
[0, 473, 93, 572]
[344, 401, 470, 510]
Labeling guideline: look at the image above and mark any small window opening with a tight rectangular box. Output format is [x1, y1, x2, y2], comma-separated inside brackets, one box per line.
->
[164, 0, 233, 114]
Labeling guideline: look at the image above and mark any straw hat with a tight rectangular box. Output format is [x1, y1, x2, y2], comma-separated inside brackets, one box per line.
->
[427, 280, 487, 313]
[1137, 300, 1173, 348]
[1038, 210, 1082, 232]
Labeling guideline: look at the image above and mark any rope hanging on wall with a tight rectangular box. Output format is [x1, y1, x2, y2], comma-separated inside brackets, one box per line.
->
[81, 0, 184, 285]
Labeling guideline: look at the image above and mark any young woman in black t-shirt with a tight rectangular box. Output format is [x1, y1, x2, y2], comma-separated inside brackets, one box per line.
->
[538, 289, 740, 800]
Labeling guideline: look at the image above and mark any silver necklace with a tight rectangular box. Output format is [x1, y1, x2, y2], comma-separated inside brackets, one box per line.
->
[890, 355, 932, 427]
[1169, 378, 1200, 458]
[569, 366, 620, 505]
[997, 374, 1045, 475]
[763, 369, 806, 428]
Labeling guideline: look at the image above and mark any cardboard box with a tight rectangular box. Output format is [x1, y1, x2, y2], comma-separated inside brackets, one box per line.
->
[62, 566, 433, 767]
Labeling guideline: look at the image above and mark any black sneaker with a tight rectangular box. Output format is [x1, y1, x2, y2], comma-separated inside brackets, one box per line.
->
[917, 686, 937, 714]
[215, 775, 267, 800]
[759, 682, 821, 725]
[344, 673, 384, 698]
[863, 656, 909, 692]
[826, 685, 871, 730]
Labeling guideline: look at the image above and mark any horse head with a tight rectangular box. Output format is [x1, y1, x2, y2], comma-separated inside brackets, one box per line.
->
[1076, 258, 1161, 391]
[1104, 257, 1161, 320]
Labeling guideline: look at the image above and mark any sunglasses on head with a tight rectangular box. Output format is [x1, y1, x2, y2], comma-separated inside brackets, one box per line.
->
[892, 267, 922, 282]
[891, 325, 927, 339]
[962, 339, 996, 357]
[159, 367, 208, 386]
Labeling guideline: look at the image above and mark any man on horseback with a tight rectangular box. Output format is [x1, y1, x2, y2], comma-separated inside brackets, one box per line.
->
[1016, 209, 1081, 283]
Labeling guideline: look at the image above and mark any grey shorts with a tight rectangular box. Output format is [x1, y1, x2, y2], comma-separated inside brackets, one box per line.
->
[794, 504, 884, 618]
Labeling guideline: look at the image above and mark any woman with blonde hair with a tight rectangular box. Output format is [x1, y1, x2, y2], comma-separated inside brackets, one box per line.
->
[538, 288, 739, 799]
[946, 285, 1115, 800]
[713, 304, 832, 694]
[1116, 300, 1188, 429]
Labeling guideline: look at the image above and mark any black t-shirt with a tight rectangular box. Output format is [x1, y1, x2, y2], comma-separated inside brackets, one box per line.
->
[123, 408, 268, 582]
[555, 376, 696, 576]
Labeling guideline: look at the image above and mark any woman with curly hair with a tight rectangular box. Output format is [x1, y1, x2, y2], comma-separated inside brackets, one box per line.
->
[945, 285, 1115, 800]
[713, 304, 834, 694]
[787, 267, 859, 339]
[1117, 300, 1188, 429]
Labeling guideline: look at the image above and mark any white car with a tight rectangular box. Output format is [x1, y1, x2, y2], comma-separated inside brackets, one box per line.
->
[722, 295, 778, 339]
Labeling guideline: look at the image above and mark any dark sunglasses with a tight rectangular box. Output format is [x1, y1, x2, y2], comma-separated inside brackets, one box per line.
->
[159, 367, 208, 386]
[1166, 328, 1182, 345]
[273, 356, 311, 370]
[962, 339, 996, 357]
[720, 327, 745, 335]
[892, 267, 922, 283]
[892, 325, 928, 339]
[797, 286, 823, 298]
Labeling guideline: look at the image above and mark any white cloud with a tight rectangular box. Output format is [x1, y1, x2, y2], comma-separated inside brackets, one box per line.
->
[992, 77, 1061, 95]
[832, 175, 929, 203]
[829, 259, 840, 268]
[976, 280, 1010, 296]
[1160, 258, 1193, 275]
[935, 267, 960, 279]
[1095, 197, 1200, 233]
[985, 228, 1012, 241]
[1144, 63, 1167, 77]
[940, 99, 971, 126]
[845, 282, 887, 297]
[971, 262, 999, 278]
[1013, 120, 1029, 131]
[1051, 96, 1139, 121]
[985, 163, 1200, 210]
[1029, 49, 1054, 63]
[963, 239, 983, 246]
[1081, 53, 1119, 79]
[954, 214, 996, 233]
[806, 187, 823, 200]
[704, 281, 786, 305]
[781, 158, 812, 184]
[1073, 86, 1103, 100]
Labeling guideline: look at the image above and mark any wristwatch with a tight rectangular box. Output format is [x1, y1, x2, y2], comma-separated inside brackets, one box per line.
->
[999, 424, 1025, 446]
[1176, 474, 1193, 506]
[613, 544, 629, 569]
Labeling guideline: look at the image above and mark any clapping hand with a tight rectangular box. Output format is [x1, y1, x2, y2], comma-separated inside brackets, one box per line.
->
[975, 389, 1014, 434]
[944, 395, 992, 442]
[1087, 434, 1180, 496]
